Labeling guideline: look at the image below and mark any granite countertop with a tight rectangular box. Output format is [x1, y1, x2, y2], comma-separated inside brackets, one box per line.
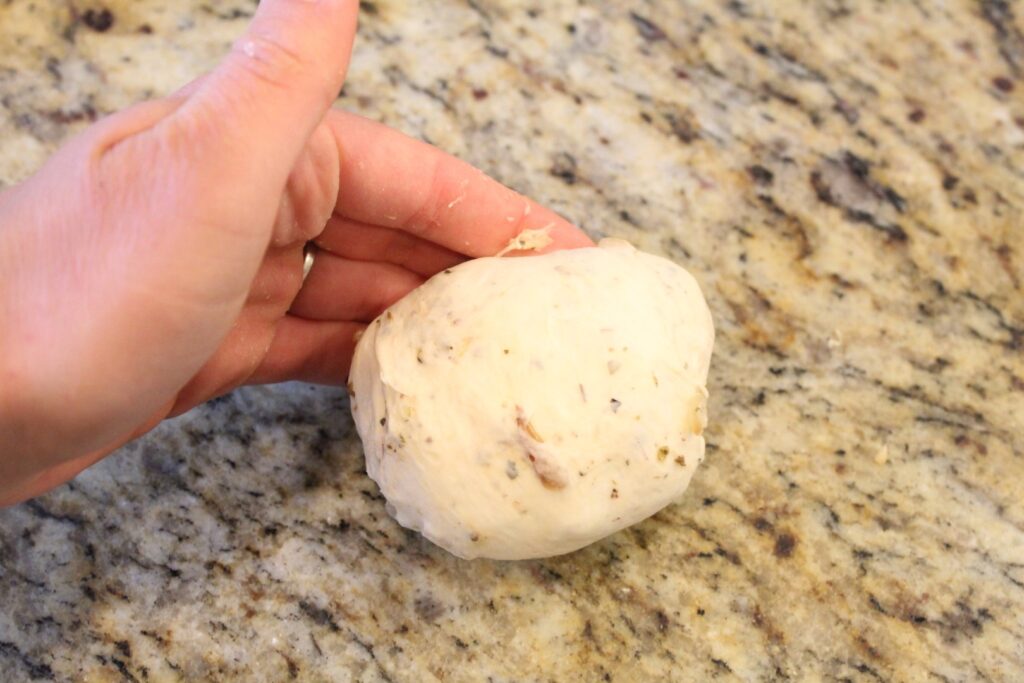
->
[1, 1, 1022, 680]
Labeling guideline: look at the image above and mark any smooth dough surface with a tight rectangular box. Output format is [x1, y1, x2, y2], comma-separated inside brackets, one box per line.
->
[349, 238, 714, 560]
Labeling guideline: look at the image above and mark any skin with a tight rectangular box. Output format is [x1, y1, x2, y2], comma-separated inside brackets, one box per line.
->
[0, 0, 592, 507]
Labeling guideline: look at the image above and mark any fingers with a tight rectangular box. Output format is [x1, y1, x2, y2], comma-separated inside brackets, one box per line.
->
[316, 215, 465, 277]
[251, 316, 364, 385]
[325, 110, 595, 257]
[290, 253, 423, 322]
[177, 0, 358, 184]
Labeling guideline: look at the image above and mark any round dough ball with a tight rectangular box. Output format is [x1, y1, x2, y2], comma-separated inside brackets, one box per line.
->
[348, 238, 714, 560]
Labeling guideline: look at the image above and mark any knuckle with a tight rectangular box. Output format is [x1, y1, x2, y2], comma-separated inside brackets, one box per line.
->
[233, 32, 336, 103]
[85, 99, 178, 166]
[234, 33, 307, 91]
[385, 231, 421, 267]
[275, 134, 339, 245]
[150, 113, 203, 159]
[401, 158, 447, 237]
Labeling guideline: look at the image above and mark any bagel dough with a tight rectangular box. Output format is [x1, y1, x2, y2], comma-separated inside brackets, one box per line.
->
[348, 238, 714, 560]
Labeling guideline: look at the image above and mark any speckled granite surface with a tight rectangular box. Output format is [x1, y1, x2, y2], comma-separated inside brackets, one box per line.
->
[1, 1, 1023, 681]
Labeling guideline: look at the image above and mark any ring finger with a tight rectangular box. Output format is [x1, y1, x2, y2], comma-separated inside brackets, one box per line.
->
[289, 251, 424, 323]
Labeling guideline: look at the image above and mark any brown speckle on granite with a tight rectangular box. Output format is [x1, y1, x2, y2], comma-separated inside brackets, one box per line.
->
[1, 0, 1023, 681]
[81, 7, 115, 33]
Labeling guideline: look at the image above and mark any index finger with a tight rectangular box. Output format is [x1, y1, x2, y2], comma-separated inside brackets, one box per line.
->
[325, 110, 594, 257]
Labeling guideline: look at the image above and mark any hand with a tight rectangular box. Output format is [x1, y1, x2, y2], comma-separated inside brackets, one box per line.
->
[0, 0, 592, 506]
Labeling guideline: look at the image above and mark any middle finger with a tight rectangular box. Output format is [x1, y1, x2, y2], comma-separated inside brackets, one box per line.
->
[316, 214, 465, 277]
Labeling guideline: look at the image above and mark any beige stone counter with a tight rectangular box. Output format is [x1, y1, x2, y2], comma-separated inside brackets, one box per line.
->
[1, 1, 1022, 680]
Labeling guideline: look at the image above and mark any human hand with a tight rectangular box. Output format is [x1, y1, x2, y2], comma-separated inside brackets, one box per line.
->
[0, 0, 592, 506]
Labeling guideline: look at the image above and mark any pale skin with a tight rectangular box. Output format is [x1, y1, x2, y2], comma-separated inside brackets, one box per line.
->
[0, 0, 592, 506]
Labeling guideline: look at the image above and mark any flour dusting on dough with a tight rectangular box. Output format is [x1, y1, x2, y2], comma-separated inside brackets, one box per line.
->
[494, 224, 555, 257]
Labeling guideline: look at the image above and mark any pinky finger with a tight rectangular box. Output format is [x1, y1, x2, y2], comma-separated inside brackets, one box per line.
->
[249, 316, 365, 386]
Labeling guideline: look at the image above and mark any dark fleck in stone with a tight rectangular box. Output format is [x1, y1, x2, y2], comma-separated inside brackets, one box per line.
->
[654, 610, 669, 632]
[753, 517, 773, 532]
[868, 594, 887, 613]
[883, 186, 907, 213]
[665, 111, 699, 142]
[774, 533, 797, 558]
[844, 151, 871, 179]
[44, 106, 98, 125]
[942, 175, 959, 190]
[549, 152, 578, 185]
[414, 595, 446, 622]
[993, 76, 1014, 92]
[834, 98, 859, 123]
[82, 8, 115, 32]
[629, 12, 667, 42]
[908, 109, 926, 123]
[137, 24, 153, 34]
[472, 88, 489, 100]
[285, 656, 299, 678]
[298, 601, 340, 632]
[748, 165, 774, 185]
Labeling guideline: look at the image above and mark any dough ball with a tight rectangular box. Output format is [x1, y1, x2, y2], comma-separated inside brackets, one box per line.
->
[348, 238, 714, 560]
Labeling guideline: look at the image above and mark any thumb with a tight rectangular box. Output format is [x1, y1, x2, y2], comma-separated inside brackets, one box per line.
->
[176, 0, 358, 191]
